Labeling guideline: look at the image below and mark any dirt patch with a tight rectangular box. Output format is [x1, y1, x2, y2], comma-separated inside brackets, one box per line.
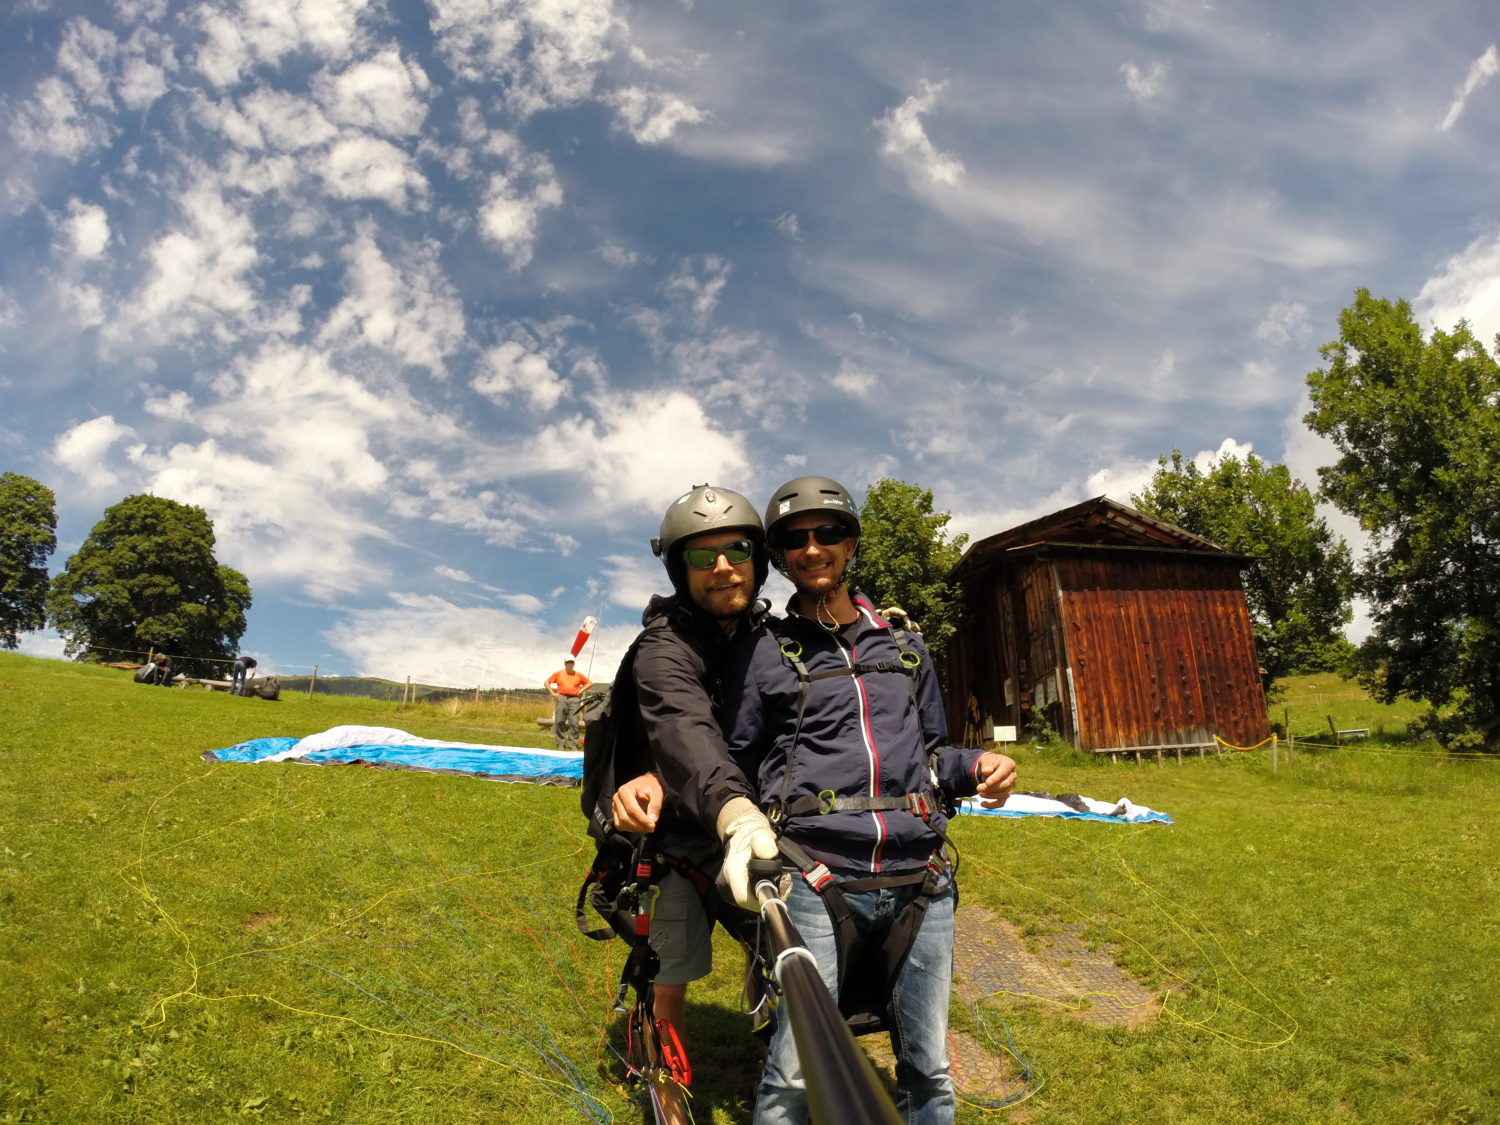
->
[858, 905, 1157, 1104]
[243, 911, 282, 932]
[952, 906, 1161, 1029]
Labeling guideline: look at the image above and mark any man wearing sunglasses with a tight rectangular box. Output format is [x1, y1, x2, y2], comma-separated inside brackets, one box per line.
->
[607, 484, 773, 1048]
[718, 475, 1018, 1125]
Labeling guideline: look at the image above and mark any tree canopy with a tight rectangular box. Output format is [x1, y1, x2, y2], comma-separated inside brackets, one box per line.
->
[855, 479, 969, 660]
[0, 472, 57, 649]
[1131, 449, 1354, 682]
[48, 494, 251, 677]
[1305, 289, 1500, 749]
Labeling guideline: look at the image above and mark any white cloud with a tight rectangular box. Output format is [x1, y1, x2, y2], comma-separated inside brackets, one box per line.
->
[663, 254, 730, 323]
[1255, 301, 1311, 347]
[134, 434, 392, 599]
[531, 389, 749, 511]
[1121, 60, 1170, 101]
[474, 341, 567, 411]
[202, 341, 396, 490]
[831, 360, 878, 398]
[609, 85, 706, 143]
[478, 168, 564, 268]
[144, 389, 193, 420]
[1084, 457, 1158, 505]
[120, 175, 259, 344]
[598, 242, 645, 268]
[435, 564, 472, 582]
[316, 132, 427, 209]
[316, 225, 466, 373]
[58, 199, 110, 259]
[10, 75, 114, 158]
[53, 415, 136, 489]
[1438, 44, 1498, 132]
[500, 592, 546, 613]
[191, 0, 373, 88]
[1416, 230, 1500, 349]
[600, 552, 669, 613]
[317, 47, 432, 136]
[117, 53, 169, 110]
[56, 18, 117, 107]
[773, 212, 801, 239]
[428, 0, 620, 115]
[875, 80, 965, 187]
[233, 87, 340, 151]
[322, 592, 633, 687]
[57, 282, 106, 326]
[15, 629, 68, 661]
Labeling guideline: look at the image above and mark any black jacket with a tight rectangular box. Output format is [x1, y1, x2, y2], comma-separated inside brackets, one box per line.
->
[632, 593, 763, 848]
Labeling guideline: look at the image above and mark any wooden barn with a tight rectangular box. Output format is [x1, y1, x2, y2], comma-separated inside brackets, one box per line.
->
[942, 497, 1271, 757]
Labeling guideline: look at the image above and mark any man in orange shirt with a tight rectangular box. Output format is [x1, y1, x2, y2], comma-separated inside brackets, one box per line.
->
[545, 657, 592, 750]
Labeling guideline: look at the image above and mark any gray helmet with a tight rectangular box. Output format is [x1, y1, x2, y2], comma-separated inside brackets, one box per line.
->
[763, 476, 860, 579]
[652, 484, 769, 597]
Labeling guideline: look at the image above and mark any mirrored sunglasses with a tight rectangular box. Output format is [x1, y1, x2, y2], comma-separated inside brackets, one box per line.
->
[774, 524, 849, 551]
[682, 538, 756, 569]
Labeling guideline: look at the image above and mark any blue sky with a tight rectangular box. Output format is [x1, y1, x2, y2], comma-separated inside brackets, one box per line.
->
[3, 0, 1498, 688]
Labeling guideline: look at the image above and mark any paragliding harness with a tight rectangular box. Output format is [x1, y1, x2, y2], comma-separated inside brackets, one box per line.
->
[759, 616, 960, 1039]
[572, 607, 754, 1092]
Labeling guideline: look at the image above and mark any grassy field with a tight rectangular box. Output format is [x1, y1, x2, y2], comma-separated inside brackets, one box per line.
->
[2, 654, 1497, 1124]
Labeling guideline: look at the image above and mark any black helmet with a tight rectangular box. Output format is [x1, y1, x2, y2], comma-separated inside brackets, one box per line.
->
[763, 476, 860, 576]
[652, 484, 769, 597]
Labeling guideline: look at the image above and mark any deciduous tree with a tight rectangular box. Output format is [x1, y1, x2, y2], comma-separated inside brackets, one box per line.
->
[1131, 450, 1354, 682]
[855, 479, 968, 661]
[0, 472, 57, 648]
[1305, 289, 1500, 749]
[48, 494, 251, 677]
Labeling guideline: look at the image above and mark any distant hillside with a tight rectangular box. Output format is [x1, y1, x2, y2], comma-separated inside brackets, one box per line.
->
[277, 676, 552, 705]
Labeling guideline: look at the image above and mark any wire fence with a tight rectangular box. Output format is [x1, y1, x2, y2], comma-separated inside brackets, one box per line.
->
[73, 644, 555, 706]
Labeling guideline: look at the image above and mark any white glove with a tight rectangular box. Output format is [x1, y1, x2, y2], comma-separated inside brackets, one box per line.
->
[717, 797, 780, 911]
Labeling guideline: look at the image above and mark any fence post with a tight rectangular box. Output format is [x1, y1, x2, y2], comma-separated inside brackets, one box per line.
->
[1272, 734, 1278, 774]
[308, 664, 318, 700]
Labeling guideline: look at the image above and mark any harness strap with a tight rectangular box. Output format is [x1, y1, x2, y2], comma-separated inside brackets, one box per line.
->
[771, 836, 953, 1038]
[780, 790, 939, 819]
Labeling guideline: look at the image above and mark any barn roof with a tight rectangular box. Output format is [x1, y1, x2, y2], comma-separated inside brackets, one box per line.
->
[951, 495, 1244, 581]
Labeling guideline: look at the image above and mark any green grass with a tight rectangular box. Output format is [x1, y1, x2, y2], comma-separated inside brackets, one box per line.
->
[3, 655, 1498, 1123]
[1272, 672, 1431, 745]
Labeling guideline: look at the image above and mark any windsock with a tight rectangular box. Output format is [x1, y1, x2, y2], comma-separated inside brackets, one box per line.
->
[570, 616, 598, 657]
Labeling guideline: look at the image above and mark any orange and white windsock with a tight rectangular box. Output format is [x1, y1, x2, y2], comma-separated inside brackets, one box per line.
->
[570, 616, 598, 657]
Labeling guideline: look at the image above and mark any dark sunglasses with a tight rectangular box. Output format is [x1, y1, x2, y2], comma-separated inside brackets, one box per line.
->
[774, 524, 849, 551]
[682, 538, 756, 569]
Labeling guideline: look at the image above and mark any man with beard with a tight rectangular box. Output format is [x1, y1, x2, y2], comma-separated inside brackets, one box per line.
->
[608, 483, 772, 1043]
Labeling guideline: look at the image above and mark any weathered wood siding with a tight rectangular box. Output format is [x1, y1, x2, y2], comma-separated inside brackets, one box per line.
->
[944, 547, 1270, 752]
[1056, 553, 1268, 750]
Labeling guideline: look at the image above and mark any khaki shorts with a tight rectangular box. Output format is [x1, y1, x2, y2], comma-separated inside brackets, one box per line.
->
[649, 868, 714, 986]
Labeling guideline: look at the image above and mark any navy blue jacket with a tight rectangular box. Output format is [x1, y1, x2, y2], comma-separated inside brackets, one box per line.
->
[720, 593, 984, 876]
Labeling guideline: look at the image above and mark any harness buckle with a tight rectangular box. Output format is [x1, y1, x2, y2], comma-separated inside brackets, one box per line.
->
[906, 792, 931, 818]
[803, 862, 834, 892]
[817, 788, 837, 814]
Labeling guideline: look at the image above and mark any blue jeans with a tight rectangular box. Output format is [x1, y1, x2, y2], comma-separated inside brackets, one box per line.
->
[754, 870, 956, 1125]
